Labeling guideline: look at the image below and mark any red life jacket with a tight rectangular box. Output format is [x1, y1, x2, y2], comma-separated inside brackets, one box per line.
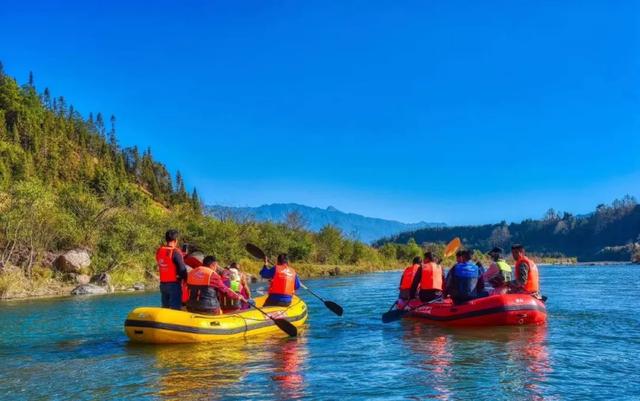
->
[400, 264, 420, 290]
[156, 246, 180, 283]
[515, 256, 540, 293]
[420, 262, 443, 291]
[269, 264, 296, 296]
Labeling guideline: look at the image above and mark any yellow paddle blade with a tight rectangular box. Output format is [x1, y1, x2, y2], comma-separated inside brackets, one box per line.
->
[443, 237, 461, 258]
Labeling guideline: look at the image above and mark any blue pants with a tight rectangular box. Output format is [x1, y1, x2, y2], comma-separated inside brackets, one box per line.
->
[160, 282, 182, 310]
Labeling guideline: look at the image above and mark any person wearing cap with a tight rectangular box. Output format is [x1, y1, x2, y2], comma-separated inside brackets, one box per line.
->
[508, 244, 541, 298]
[410, 252, 445, 302]
[443, 249, 485, 304]
[482, 247, 513, 295]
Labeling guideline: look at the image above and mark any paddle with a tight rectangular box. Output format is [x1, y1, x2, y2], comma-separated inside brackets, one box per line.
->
[245, 243, 344, 317]
[381, 297, 443, 323]
[300, 283, 344, 316]
[248, 301, 298, 337]
[443, 237, 461, 258]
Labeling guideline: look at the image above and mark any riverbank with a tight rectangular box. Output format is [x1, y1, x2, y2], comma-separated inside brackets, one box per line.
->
[0, 260, 404, 301]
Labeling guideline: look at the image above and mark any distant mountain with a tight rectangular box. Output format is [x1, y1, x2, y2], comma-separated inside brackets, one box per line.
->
[207, 203, 445, 243]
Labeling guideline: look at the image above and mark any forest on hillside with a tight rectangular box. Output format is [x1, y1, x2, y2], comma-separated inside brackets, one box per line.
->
[0, 64, 420, 298]
[377, 197, 640, 262]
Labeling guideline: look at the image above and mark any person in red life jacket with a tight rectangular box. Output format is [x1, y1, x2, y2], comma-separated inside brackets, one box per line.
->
[410, 251, 445, 302]
[156, 229, 189, 310]
[186, 255, 245, 314]
[260, 253, 301, 307]
[508, 244, 541, 298]
[398, 256, 421, 303]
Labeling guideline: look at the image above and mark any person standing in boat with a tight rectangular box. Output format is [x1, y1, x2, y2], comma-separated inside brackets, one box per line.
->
[443, 249, 485, 304]
[260, 253, 301, 307]
[398, 256, 422, 305]
[156, 229, 189, 310]
[410, 252, 445, 302]
[483, 247, 513, 295]
[186, 255, 245, 314]
[508, 244, 541, 298]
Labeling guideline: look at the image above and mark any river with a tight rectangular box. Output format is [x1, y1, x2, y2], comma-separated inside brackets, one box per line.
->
[1, 265, 639, 400]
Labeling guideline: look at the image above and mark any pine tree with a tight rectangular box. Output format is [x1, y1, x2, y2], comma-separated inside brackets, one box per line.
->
[108, 114, 117, 153]
[43, 88, 51, 108]
[175, 170, 187, 201]
[95, 112, 105, 137]
[191, 187, 201, 212]
[28, 71, 34, 87]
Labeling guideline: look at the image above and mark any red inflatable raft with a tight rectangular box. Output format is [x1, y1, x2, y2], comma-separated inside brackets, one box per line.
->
[404, 294, 547, 327]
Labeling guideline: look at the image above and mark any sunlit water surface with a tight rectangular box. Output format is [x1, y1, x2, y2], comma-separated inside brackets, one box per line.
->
[1, 265, 639, 400]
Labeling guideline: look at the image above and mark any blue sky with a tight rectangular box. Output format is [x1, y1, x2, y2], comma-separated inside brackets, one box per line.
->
[1, 1, 638, 225]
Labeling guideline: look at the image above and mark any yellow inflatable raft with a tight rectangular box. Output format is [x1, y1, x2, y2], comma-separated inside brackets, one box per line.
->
[124, 295, 307, 344]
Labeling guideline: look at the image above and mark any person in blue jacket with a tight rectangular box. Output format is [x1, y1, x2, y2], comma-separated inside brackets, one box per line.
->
[443, 249, 485, 304]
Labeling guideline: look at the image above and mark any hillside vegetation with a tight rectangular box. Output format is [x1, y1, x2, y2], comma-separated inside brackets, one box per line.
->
[0, 65, 424, 299]
[377, 198, 640, 262]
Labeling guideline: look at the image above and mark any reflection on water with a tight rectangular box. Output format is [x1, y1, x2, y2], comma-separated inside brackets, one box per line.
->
[271, 338, 308, 400]
[402, 324, 551, 401]
[132, 335, 309, 401]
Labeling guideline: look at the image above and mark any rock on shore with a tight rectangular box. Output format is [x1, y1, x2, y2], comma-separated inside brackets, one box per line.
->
[54, 250, 91, 274]
[71, 284, 108, 296]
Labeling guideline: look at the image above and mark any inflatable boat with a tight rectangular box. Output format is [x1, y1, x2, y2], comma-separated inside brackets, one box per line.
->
[124, 295, 307, 344]
[404, 294, 546, 327]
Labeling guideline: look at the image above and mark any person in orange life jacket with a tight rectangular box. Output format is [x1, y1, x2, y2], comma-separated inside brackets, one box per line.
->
[260, 253, 301, 307]
[508, 244, 541, 298]
[410, 252, 445, 302]
[398, 256, 422, 302]
[156, 229, 189, 310]
[443, 249, 485, 305]
[186, 255, 246, 314]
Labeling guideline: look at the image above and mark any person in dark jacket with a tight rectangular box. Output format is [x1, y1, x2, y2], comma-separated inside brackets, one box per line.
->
[186, 256, 245, 314]
[443, 249, 485, 304]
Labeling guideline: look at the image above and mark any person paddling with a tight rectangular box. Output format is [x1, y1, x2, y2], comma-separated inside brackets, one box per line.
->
[156, 229, 188, 310]
[260, 253, 300, 307]
[398, 256, 422, 305]
[186, 255, 245, 315]
[443, 249, 485, 304]
[410, 251, 445, 302]
[508, 244, 541, 299]
[483, 247, 513, 295]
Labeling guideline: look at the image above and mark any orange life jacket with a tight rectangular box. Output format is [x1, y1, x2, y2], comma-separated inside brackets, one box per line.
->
[420, 262, 443, 291]
[515, 256, 540, 293]
[400, 264, 420, 290]
[269, 264, 296, 296]
[156, 246, 180, 283]
[186, 266, 220, 311]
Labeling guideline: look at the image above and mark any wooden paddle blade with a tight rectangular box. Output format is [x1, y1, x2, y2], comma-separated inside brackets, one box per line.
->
[324, 301, 343, 316]
[443, 237, 461, 258]
[381, 309, 408, 324]
[245, 243, 266, 259]
[274, 318, 298, 337]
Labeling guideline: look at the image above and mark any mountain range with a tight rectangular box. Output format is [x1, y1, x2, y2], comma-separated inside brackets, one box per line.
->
[207, 203, 444, 243]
